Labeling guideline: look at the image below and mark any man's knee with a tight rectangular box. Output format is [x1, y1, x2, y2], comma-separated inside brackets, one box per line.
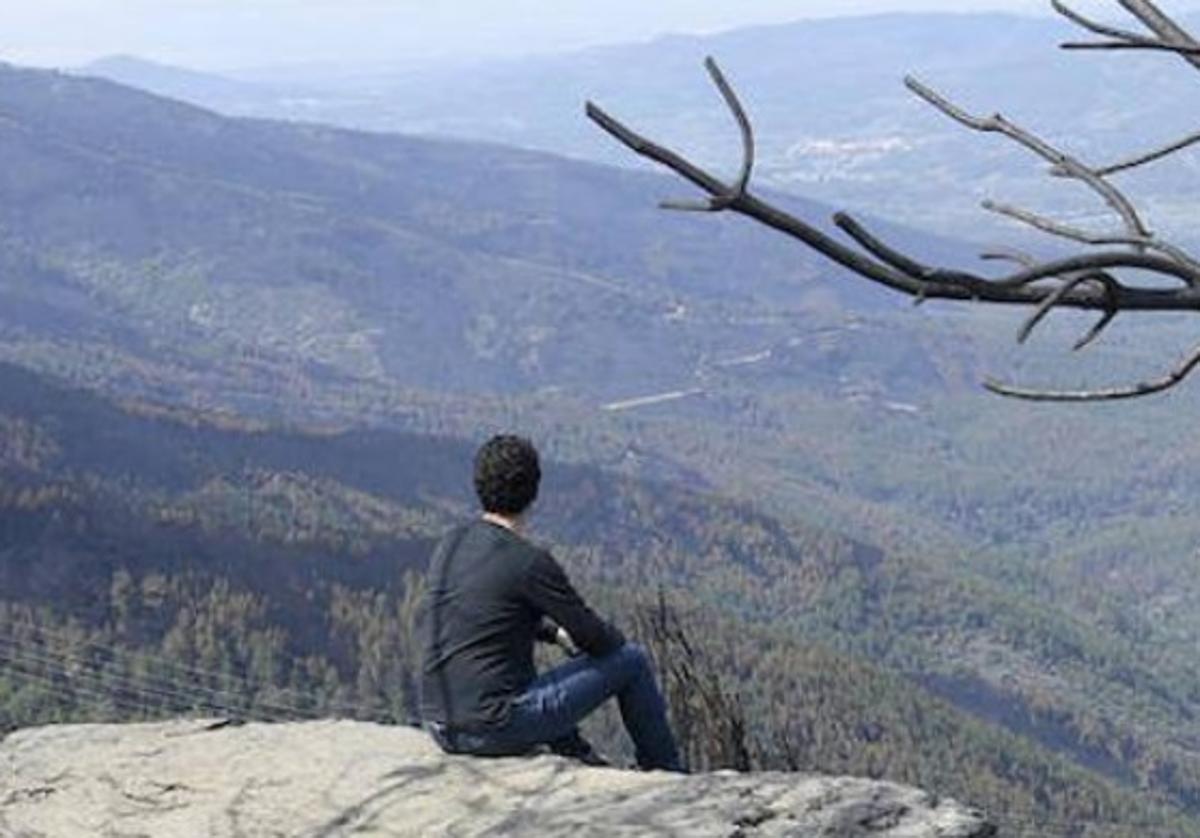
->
[617, 642, 651, 670]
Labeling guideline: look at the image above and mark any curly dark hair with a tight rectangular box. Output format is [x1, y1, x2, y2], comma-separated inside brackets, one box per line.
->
[473, 434, 541, 516]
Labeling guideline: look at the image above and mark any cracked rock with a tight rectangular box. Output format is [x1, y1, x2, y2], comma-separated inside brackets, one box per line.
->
[0, 719, 995, 837]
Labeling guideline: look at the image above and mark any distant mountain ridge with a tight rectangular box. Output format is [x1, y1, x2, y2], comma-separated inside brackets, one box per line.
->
[81, 54, 275, 107]
[1, 59, 983, 408]
[76, 11, 1200, 244]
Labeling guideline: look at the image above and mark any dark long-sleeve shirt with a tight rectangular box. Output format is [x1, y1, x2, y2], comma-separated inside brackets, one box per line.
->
[418, 519, 625, 731]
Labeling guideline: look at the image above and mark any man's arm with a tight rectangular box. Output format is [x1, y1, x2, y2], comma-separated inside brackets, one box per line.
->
[525, 552, 625, 656]
[535, 619, 559, 644]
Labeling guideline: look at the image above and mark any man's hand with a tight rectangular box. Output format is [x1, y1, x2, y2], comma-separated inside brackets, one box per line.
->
[554, 626, 581, 657]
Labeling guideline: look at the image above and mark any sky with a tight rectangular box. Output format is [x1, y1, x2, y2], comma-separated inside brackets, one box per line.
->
[0, 0, 1193, 71]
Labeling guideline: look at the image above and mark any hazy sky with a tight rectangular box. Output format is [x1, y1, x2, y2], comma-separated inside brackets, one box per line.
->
[0, 0, 1191, 71]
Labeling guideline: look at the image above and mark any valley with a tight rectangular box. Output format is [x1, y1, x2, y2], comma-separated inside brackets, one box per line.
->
[5, 14, 1200, 833]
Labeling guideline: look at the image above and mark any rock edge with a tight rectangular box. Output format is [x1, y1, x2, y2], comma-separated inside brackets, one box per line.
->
[0, 719, 995, 837]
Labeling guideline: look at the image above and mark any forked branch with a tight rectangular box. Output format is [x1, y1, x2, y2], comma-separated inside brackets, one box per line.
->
[981, 201, 1200, 271]
[660, 57, 755, 212]
[904, 76, 1150, 241]
[586, 1, 1200, 402]
[1050, 3, 1200, 179]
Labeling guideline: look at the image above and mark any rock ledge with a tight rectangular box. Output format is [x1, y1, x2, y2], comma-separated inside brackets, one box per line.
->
[0, 719, 995, 836]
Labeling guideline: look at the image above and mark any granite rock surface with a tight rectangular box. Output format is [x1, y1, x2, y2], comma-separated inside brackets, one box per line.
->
[0, 719, 995, 837]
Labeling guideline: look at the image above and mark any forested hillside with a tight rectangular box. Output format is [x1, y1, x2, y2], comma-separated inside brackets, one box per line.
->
[6, 54, 1200, 836]
[0, 362, 1193, 836]
[0, 60, 984, 403]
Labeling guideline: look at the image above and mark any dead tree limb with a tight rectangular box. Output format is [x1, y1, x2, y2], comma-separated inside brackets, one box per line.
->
[1118, 0, 1200, 70]
[985, 345, 1200, 400]
[1062, 39, 1200, 54]
[1082, 130, 1200, 177]
[981, 201, 1200, 271]
[1058, 0, 1200, 63]
[904, 75, 1150, 241]
[586, 0, 1200, 401]
[1050, 0, 1150, 41]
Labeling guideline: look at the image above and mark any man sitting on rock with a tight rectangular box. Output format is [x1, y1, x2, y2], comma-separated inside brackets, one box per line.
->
[418, 433, 683, 772]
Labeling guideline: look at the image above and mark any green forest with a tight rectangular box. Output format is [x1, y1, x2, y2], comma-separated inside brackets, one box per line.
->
[5, 44, 1200, 838]
[0, 361, 1195, 837]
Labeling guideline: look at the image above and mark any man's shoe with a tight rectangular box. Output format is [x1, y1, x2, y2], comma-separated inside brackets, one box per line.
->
[548, 732, 610, 767]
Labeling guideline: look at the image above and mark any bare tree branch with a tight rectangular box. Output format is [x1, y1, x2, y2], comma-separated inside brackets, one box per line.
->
[985, 345, 1200, 400]
[1062, 39, 1200, 54]
[1051, 0, 1150, 40]
[905, 76, 1150, 241]
[982, 200, 1200, 273]
[1055, 0, 1200, 63]
[585, 98, 921, 297]
[587, 89, 1200, 303]
[980, 248, 1040, 270]
[984, 201, 1125, 246]
[1050, 2, 1200, 186]
[978, 248, 1122, 349]
[832, 213, 944, 281]
[830, 214, 1200, 294]
[1072, 308, 1120, 351]
[1016, 272, 1119, 345]
[999, 253, 1200, 291]
[1119, 0, 1200, 70]
[1050, 130, 1200, 177]
[845, 209, 1123, 347]
[661, 57, 755, 212]
[587, 11, 1200, 402]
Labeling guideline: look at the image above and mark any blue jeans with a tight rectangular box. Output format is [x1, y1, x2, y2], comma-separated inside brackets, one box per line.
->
[433, 643, 682, 772]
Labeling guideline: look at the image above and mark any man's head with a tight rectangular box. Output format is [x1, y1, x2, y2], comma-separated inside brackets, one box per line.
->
[473, 434, 541, 518]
